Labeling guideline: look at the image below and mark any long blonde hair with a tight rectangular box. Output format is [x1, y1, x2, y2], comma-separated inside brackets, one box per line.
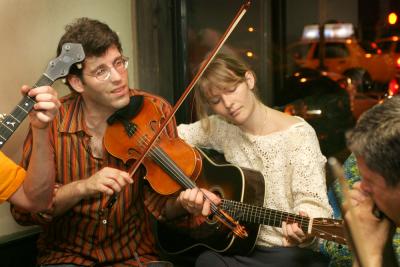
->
[194, 53, 258, 131]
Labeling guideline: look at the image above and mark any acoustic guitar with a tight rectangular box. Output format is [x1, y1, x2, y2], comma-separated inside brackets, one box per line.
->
[0, 43, 84, 149]
[156, 148, 346, 255]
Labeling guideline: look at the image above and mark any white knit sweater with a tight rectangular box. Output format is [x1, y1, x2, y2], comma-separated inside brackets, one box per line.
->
[177, 115, 333, 248]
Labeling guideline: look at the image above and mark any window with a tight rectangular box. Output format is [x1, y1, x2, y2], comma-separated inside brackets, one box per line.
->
[312, 43, 350, 59]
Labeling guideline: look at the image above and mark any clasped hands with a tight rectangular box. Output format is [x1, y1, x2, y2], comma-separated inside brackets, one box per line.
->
[343, 182, 396, 266]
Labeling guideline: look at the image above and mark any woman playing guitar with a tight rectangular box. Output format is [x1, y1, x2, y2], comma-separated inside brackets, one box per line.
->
[177, 53, 333, 266]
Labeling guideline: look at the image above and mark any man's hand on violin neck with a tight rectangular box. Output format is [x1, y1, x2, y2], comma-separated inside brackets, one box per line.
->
[178, 188, 221, 216]
[80, 167, 133, 197]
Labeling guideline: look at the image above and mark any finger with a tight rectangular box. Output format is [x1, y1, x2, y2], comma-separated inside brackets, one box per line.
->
[195, 190, 205, 207]
[34, 112, 54, 124]
[353, 181, 371, 197]
[34, 93, 60, 106]
[292, 223, 306, 239]
[20, 85, 31, 95]
[113, 172, 134, 186]
[286, 222, 294, 237]
[202, 189, 221, 205]
[299, 211, 308, 217]
[188, 188, 200, 203]
[34, 101, 59, 112]
[28, 86, 58, 97]
[181, 189, 192, 204]
[287, 223, 303, 243]
[352, 181, 362, 190]
[282, 237, 289, 247]
[103, 178, 122, 193]
[281, 221, 288, 237]
[98, 184, 114, 195]
[348, 189, 367, 203]
[179, 189, 193, 209]
[202, 198, 211, 216]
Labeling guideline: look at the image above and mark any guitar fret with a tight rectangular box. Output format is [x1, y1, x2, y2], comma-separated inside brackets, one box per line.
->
[0, 135, 5, 147]
[9, 114, 21, 123]
[222, 199, 312, 232]
[251, 204, 255, 223]
[0, 121, 15, 132]
[17, 97, 36, 114]
[224, 199, 311, 229]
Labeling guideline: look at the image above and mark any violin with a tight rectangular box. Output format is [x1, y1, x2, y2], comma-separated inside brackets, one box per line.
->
[104, 94, 247, 239]
[103, 1, 252, 239]
[104, 95, 203, 196]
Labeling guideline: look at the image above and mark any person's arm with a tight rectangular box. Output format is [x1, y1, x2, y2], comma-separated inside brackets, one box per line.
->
[8, 85, 60, 212]
[345, 182, 398, 267]
[49, 167, 132, 216]
[283, 124, 333, 247]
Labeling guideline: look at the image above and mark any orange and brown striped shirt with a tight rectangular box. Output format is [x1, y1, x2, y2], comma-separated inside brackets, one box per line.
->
[11, 89, 178, 266]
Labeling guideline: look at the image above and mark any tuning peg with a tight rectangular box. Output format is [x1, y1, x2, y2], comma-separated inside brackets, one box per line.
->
[61, 78, 67, 84]
[0, 113, 7, 122]
[76, 63, 82, 69]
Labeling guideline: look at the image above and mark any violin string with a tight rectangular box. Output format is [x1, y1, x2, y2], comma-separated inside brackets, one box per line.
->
[125, 124, 236, 228]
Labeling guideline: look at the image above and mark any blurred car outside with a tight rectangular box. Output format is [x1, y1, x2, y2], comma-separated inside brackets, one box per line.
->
[374, 35, 400, 96]
[288, 23, 396, 90]
[276, 68, 355, 159]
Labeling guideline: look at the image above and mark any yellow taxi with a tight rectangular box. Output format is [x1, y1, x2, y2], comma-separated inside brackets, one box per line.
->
[289, 23, 396, 85]
[375, 36, 400, 95]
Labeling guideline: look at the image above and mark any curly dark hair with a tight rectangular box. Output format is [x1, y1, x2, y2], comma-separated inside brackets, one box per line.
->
[57, 17, 122, 88]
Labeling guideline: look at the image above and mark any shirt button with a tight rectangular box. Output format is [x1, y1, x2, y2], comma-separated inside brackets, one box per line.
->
[102, 219, 107, 224]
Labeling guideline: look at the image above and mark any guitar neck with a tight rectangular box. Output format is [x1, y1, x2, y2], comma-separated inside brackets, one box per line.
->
[0, 74, 54, 149]
[221, 199, 310, 232]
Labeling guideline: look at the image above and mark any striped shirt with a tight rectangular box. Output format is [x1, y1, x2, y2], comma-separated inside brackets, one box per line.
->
[11, 89, 178, 266]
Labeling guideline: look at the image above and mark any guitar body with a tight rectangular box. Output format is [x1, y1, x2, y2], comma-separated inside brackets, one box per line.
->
[156, 148, 265, 255]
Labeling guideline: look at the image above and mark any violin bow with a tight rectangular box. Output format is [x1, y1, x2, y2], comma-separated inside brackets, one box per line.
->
[124, 0, 252, 237]
[328, 157, 369, 267]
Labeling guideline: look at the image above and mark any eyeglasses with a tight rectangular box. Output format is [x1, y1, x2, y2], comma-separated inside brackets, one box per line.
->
[84, 56, 129, 81]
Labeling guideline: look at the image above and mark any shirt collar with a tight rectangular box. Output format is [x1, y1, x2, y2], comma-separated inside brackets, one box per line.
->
[58, 93, 88, 135]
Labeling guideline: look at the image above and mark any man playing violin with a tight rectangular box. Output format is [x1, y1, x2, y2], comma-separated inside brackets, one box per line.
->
[1, 85, 60, 211]
[10, 17, 198, 267]
[345, 95, 400, 267]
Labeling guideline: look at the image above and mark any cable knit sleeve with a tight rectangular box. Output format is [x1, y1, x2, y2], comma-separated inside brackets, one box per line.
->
[289, 123, 332, 219]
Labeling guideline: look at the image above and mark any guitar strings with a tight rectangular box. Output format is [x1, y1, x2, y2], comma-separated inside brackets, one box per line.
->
[222, 199, 308, 229]
[0, 96, 36, 137]
[222, 199, 346, 243]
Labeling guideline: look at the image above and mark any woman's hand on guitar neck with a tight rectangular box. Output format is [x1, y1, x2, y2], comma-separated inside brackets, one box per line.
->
[282, 211, 314, 247]
[177, 188, 221, 216]
[21, 85, 61, 129]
